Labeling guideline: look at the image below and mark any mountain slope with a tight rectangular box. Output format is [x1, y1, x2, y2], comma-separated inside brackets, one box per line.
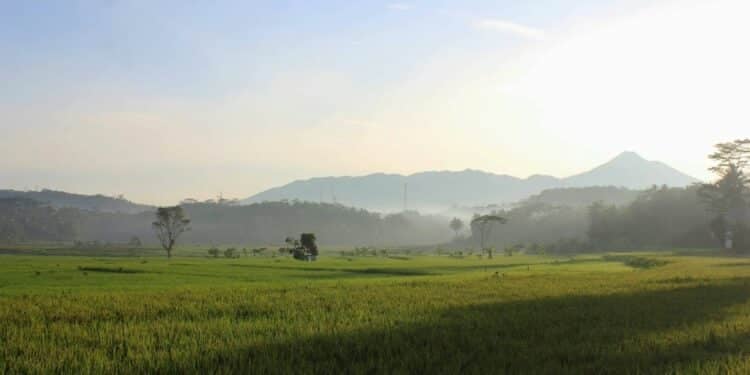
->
[0, 189, 154, 214]
[242, 152, 700, 212]
[563, 151, 698, 188]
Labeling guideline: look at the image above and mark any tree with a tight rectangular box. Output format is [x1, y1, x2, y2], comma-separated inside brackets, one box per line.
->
[699, 139, 750, 249]
[285, 233, 319, 261]
[471, 214, 507, 259]
[0, 198, 80, 243]
[152, 206, 191, 258]
[587, 201, 623, 249]
[708, 139, 750, 173]
[300, 233, 319, 257]
[449, 217, 464, 239]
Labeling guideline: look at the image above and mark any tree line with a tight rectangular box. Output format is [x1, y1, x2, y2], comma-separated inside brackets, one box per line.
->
[457, 139, 750, 254]
[0, 198, 79, 243]
[587, 140, 749, 251]
[0, 199, 453, 248]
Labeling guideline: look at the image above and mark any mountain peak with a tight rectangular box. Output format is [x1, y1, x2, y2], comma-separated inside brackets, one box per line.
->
[563, 151, 699, 189]
[610, 151, 647, 163]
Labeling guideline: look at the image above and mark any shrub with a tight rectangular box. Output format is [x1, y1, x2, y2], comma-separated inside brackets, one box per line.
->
[252, 248, 267, 256]
[286, 233, 319, 261]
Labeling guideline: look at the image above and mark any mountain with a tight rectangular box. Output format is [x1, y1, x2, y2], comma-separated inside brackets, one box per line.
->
[563, 151, 699, 188]
[243, 171, 559, 213]
[0, 189, 154, 214]
[242, 152, 700, 213]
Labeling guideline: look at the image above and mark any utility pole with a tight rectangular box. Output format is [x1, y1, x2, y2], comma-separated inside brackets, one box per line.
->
[403, 183, 408, 212]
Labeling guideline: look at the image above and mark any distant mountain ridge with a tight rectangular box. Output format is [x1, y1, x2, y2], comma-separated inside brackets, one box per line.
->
[0, 189, 154, 214]
[242, 152, 700, 212]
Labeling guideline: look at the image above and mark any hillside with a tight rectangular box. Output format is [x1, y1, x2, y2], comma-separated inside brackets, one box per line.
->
[0, 189, 153, 214]
[524, 186, 642, 207]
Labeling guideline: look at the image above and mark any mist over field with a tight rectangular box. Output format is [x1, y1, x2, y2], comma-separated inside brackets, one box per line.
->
[2, 1, 750, 373]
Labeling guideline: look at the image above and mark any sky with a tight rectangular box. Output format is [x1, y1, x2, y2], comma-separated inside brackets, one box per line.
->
[1, 0, 749, 205]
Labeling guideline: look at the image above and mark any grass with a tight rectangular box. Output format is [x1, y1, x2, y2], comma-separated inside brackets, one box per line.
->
[2, 250, 750, 373]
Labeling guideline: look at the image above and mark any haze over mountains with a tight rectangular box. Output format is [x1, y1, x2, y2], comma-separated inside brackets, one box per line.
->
[0, 151, 707, 247]
[243, 152, 699, 212]
[1, 152, 699, 215]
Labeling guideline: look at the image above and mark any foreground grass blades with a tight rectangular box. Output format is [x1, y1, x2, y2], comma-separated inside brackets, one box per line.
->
[1, 252, 750, 373]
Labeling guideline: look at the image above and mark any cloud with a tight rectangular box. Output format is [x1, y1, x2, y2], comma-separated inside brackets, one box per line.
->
[472, 19, 545, 40]
[387, 3, 413, 11]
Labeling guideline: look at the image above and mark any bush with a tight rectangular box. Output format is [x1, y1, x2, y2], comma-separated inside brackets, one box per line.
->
[299, 234, 317, 256]
[602, 255, 668, 269]
[286, 233, 318, 261]
[252, 248, 267, 256]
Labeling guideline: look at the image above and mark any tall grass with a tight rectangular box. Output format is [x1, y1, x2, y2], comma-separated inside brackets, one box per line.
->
[1, 253, 750, 373]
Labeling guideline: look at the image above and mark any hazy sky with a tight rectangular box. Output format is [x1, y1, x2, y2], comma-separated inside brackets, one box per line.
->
[2, 0, 749, 205]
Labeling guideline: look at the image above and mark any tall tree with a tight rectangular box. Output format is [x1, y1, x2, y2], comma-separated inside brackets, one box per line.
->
[152, 206, 191, 258]
[449, 217, 464, 239]
[471, 214, 507, 259]
[708, 139, 750, 173]
[587, 201, 623, 249]
[699, 139, 750, 249]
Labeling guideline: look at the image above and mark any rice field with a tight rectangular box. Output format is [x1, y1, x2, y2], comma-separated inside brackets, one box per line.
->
[2, 251, 750, 374]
